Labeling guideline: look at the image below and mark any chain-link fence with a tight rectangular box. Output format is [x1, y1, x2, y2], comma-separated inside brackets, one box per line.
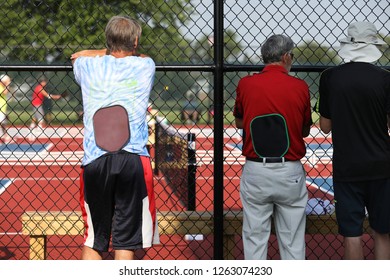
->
[0, 0, 389, 260]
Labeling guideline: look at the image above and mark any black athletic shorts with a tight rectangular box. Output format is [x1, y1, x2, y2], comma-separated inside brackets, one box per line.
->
[334, 178, 390, 237]
[79, 151, 159, 252]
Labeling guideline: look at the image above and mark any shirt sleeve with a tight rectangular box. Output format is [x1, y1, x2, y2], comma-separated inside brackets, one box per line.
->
[386, 73, 390, 115]
[72, 57, 85, 85]
[303, 82, 313, 126]
[318, 70, 331, 119]
[233, 81, 243, 118]
[73, 57, 82, 84]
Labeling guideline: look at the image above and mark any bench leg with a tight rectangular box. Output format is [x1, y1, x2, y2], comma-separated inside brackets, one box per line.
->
[30, 235, 46, 260]
[223, 234, 236, 260]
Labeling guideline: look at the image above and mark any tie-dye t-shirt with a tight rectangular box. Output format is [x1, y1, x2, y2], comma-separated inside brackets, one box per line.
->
[73, 55, 155, 166]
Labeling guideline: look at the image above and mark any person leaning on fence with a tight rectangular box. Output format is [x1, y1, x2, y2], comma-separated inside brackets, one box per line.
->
[0, 74, 12, 143]
[71, 15, 159, 260]
[317, 22, 390, 260]
[233, 34, 313, 260]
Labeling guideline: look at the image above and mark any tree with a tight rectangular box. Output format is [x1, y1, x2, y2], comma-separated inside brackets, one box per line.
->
[378, 34, 390, 66]
[0, 0, 193, 63]
[295, 40, 340, 66]
[191, 29, 245, 64]
[293, 41, 341, 107]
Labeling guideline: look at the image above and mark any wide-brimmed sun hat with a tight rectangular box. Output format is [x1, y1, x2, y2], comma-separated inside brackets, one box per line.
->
[338, 22, 387, 63]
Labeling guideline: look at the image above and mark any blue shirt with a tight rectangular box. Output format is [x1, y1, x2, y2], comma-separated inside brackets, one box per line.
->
[73, 55, 155, 165]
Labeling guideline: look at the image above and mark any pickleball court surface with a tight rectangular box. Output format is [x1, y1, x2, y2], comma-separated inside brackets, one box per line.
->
[0, 125, 374, 260]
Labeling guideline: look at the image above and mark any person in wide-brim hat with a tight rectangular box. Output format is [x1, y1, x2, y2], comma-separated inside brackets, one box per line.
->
[338, 21, 387, 63]
[318, 21, 390, 260]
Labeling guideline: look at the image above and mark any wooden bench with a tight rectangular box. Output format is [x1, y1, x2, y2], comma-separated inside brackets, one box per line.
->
[21, 210, 370, 260]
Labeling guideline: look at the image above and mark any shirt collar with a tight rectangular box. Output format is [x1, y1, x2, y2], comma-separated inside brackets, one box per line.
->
[262, 64, 288, 74]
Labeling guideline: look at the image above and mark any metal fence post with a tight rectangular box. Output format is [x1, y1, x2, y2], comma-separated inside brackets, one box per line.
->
[213, 0, 225, 260]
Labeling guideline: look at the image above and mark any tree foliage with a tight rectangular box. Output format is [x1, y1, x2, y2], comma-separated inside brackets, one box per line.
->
[191, 30, 245, 64]
[295, 40, 341, 66]
[0, 0, 193, 63]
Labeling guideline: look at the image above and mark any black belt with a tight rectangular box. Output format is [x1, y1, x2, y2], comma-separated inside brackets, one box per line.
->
[246, 157, 290, 163]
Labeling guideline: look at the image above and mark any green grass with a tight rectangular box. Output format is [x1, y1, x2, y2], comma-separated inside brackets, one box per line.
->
[6, 103, 320, 126]
[6, 98, 82, 125]
[7, 108, 81, 126]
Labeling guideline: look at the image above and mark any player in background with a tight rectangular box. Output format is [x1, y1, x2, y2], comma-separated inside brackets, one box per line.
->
[28, 77, 62, 141]
[0, 74, 12, 143]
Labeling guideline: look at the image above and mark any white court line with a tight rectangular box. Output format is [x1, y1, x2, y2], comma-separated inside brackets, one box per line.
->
[0, 179, 13, 195]
[0, 150, 83, 165]
[306, 180, 334, 196]
[0, 177, 79, 195]
[0, 232, 22, 236]
[6, 127, 72, 139]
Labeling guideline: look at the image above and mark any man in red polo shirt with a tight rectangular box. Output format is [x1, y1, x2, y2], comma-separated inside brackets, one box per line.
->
[28, 77, 61, 141]
[234, 34, 312, 260]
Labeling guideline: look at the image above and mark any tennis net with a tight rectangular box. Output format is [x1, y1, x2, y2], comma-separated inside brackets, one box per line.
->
[154, 116, 196, 210]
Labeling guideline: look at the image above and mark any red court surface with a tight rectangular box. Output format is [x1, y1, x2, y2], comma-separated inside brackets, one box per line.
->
[0, 124, 374, 260]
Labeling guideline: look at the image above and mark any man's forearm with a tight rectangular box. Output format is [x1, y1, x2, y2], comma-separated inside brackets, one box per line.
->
[319, 116, 332, 134]
[387, 115, 390, 132]
[71, 49, 107, 60]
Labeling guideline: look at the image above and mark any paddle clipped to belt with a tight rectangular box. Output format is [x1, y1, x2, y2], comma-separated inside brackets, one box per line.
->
[248, 113, 290, 163]
[93, 105, 130, 152]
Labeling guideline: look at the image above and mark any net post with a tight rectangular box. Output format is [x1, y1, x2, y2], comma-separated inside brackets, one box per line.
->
[187, 133, 196, 211]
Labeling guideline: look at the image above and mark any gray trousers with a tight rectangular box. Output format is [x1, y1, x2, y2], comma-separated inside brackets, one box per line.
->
[240, 160, 308, 260]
